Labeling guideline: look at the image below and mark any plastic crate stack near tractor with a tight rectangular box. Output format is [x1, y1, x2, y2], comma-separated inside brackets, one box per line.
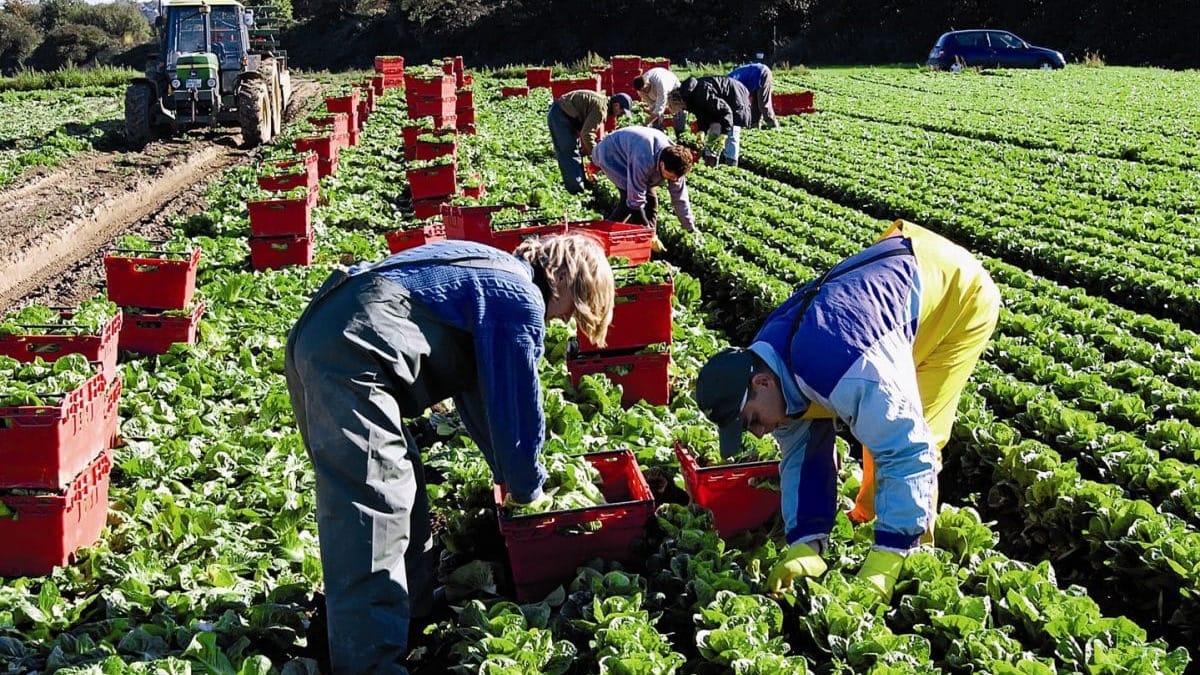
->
[0, 313, 124, 576]
[104, 241, 204, 355]
[248, 151, 321, 270]
[324, 88, 362, 146]
[565, 221, 670, 407]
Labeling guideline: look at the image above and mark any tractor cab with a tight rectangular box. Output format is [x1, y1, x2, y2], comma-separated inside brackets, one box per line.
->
[160, 0, 253, 117]
[125, 0, 289, 149]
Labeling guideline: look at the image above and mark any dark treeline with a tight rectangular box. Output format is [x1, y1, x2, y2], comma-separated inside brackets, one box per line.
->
[282, 0, 1196, 70]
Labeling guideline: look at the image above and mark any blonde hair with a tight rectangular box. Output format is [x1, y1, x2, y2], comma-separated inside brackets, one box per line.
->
[515, 232, 615, 348]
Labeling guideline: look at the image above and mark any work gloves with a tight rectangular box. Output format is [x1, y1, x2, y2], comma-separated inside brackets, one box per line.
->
[766, 542, 906, 602]
[766, 541, 828, 596]
[502, 491, 554, 515]
[856, 549, 905, 602]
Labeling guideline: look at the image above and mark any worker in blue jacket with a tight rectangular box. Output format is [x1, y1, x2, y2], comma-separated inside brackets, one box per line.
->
[284, 235, 614, 674]
[591, 125, 696, 231]
[695, 220, 1000, 602]
[728, 62, 779, 129]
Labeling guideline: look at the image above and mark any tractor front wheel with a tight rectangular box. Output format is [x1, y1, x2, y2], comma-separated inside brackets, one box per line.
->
[124, 83, 155, 150]
[237, 79, 271, 148]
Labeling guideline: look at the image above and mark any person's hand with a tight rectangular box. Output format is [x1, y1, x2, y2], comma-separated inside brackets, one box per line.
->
[856, 548, 905, 602]
[702, 151, 718, 168]
[766, 541, 827, 596]
[503, 491, 554, 515]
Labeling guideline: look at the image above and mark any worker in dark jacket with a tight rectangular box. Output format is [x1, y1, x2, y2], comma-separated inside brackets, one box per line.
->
[591, 126, 696, 231]
[667, 75, 752, 167]
[728, 62, 778, 129]
[548, 90, 633, 194]
[284, 235, 615, 675]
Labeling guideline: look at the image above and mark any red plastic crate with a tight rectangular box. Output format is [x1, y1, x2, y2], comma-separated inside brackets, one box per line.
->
[385, 223, 446, 253]
[374, 56, 404, 74]
[357, 100, 370, 127]
[501, 86, 529, 98]
[495, 449, 654, 601]
[104, 245, 201, 312]
[260, 153, 318, 192]
[411, 197, 450, 220]
[348, 129, 360, 147]
[119, 302, 205, 354]
[325, 91, 360, 116]
[309, 112, 349, 137]
[610, 55, 642, 71]
[407, 96, 456, 119]
[0, 449, 112, 577]
[578, 278, 672, 352]
[568, 350, 670, 407]
[247, 195, 312, 237]
[775, 91, 816, 115]
[405, 74, 455, 98]
[407, 163, 457, 200]
[567, 220, 655, 264]
[643, 58, 671, 70]
[550, 75, 602, 99]
[455, 88, 474, 108]
[294, 135, 337, 162]
[455, 108, 476, 127]
[0, 369, 107, 489]
[414, 137, 457, 161]
[371, 75, 385, 95]
[489, 222, 568, 254]
[100, 375, 121, 449]
[526, 67, 553, 88]
[441, 203, 526, 241]
[402, 125, 455, 147]
[0, 310, 122, 382]
[675, 442, 781, 539]
[462, 181, 485, 199]
[250, 231, 314, 270]
[318, 155, 339, 178]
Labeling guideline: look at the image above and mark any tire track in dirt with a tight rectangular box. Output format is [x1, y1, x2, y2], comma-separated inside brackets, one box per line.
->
[0, 80, 323, 312]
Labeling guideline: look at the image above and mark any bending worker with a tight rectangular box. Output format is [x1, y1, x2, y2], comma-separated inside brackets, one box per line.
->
[285, 235, 615, 674]
[634, 66, 686, 136]
[590, 125, 696, 231]
[668, 74, 751, 167]
[548, 89, 633, 194]
[728, 61, 779, 129]
[695, 220, 1000, 601]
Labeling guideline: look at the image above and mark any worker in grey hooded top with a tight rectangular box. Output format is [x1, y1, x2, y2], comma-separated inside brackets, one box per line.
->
[590, 126, 697, 232]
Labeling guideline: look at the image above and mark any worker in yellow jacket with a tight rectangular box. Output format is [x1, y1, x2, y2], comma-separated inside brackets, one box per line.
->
[696, 220, 1001, 601]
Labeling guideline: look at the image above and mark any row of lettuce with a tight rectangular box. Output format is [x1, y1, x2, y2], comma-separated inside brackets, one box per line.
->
[0, 70, 1190, 673]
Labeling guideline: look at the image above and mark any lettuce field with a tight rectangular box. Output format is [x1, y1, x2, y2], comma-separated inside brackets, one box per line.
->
[2, 63, 1200, 674]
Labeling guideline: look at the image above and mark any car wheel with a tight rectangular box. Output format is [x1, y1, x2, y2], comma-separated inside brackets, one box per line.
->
[1037, 60, 1054, 70]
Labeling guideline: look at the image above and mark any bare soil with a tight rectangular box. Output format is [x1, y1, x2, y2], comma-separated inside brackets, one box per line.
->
[0, 80, 323, 313]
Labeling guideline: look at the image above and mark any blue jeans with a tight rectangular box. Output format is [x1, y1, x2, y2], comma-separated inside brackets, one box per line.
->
[547, 101, 586, 194]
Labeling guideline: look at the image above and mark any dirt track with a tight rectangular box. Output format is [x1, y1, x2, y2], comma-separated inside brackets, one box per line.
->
[0, 80, 322, 313]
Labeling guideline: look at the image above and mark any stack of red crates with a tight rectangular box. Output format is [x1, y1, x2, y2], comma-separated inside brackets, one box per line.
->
[325, 90, 362, 146]
[104, 241, 204, 355]
[248, 152, 320, 270]
[373, 55, 404, 91]
[608, 55, 644, 98]
[405, 71, 457, 128]
[565, 221, 670, 407]
[549, 74, 603, 100]
[0, 310, 123, 576]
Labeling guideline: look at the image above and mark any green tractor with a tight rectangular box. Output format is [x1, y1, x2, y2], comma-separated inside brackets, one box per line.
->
[124, 0, 291, 149]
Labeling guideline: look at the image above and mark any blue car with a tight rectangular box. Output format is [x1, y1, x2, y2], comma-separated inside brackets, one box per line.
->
[927, 30, 1066, 70]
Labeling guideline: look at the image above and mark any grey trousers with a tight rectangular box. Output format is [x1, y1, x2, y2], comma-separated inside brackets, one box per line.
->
[284, 273, 436, 675]
[752, 71, 778, 129]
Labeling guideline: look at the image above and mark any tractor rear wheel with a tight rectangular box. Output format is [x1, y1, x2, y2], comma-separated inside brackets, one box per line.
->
[237, 79, 271, 148]
[124, 83, 155, 150]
